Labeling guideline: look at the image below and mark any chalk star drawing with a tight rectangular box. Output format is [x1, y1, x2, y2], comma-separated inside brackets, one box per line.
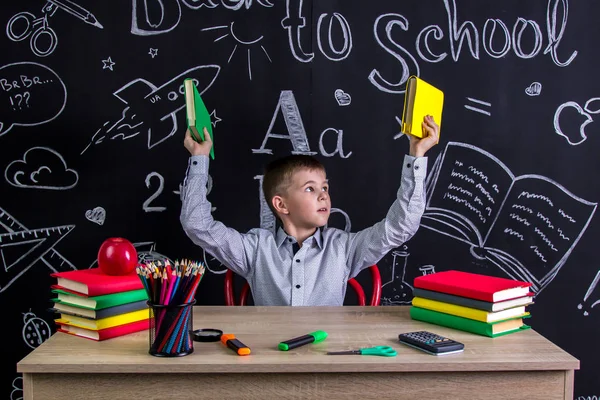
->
[148, 48, 158, 58]
[210, 109, 221, 127]
[102, 56, 115, 71]
[0, 207, 75, 294]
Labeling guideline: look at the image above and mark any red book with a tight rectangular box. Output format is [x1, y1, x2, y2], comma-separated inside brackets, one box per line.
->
[414, 270, 532, 302]
[51, 268, 144, 296]
[56, 318, 149, 341]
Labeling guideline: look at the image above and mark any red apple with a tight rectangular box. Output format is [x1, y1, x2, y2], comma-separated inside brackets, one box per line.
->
[97, 237, 138, 276]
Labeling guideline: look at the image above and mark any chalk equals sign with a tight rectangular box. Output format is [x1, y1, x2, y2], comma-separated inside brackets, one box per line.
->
[464, 97, 491, 116]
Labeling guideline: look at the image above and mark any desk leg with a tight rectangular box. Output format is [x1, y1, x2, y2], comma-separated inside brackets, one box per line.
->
[564, 370, 574, 400]
[22, 374, 33, 400]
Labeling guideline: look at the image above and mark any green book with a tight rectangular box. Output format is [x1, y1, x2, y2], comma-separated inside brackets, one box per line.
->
[51, 288, 148, 310]
[49, 299, 148, 319]
[410, 306, 531, 338]
[184, 78, 214, 159]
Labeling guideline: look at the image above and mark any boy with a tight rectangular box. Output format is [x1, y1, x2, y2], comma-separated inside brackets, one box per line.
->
[180, 116, 439, 306]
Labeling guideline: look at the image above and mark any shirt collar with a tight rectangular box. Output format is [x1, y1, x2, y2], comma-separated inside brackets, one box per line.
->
[313, 227, 323, 248]
[275, 227, 290, 247]
[275, 227, 323, 249]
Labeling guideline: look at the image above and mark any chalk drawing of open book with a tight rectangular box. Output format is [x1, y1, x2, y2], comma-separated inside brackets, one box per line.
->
[422, 142, 597, 294]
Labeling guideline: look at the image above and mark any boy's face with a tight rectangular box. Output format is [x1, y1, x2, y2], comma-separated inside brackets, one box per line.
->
[280, 167, 331, 229]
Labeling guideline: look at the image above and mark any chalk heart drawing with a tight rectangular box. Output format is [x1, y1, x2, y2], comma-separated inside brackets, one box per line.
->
[525, 82, 542, 96]
[5, 147, 78, 190]
[85, 206, 106, 225]
[334, 89, 351, 106]
[0, 62, 67, 137]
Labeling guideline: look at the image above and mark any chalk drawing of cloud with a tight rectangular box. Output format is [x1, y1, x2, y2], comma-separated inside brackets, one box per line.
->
[5, 146, 79, 190]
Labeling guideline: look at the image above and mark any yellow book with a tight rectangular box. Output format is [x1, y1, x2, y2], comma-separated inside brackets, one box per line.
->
[55, 309, 149, 330]
[411, 297, 529, 323]
[401, 76, 444, 138]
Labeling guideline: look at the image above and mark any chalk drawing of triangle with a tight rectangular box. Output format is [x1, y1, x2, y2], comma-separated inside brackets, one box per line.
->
[0, 238, 46, 272]
[0, 225, 74, 293]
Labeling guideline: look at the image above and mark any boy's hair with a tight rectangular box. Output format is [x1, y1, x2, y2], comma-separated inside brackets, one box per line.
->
[263, 155, 326, 217]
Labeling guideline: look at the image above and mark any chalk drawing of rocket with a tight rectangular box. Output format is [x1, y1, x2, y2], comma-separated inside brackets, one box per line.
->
[82, 64, 221, 153]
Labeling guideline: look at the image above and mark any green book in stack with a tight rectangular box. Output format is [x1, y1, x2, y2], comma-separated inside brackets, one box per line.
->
[51, 288, 148, 310]
[410, 306, 531, 338]
[50, 299, 148, 319]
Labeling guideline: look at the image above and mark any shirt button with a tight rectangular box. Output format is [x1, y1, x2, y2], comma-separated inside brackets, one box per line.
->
[415, 165, 419, 170]
[296, 285, 301, 289]
[288, 239, 293, 243]
[192, 161, 198, 165]
[406, 163, 411, 168]
[295, 259, 300, 263]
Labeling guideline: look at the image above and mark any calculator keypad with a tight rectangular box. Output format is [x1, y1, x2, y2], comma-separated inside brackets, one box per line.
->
[398, 331, 464, 355]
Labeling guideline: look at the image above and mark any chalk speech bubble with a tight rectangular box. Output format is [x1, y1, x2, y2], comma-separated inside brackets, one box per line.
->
[0, 62, 67, 136]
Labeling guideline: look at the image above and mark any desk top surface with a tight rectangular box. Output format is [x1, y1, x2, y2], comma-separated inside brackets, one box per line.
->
[17, 306, 579, 374]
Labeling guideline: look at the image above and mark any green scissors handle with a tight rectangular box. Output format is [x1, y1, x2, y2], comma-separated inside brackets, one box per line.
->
[360, 346, 397, 356]
[327, 346, 397, 357]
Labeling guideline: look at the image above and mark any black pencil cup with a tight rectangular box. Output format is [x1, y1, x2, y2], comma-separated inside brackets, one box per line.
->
[148, 300, 196, 357]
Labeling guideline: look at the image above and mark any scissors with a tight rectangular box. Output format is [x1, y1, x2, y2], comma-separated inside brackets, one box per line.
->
[327, 346, 397, 357]
[7, 0, 103, 57]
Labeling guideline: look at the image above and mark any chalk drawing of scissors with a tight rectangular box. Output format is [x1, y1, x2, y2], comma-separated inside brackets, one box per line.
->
[6, 0, 103, 57]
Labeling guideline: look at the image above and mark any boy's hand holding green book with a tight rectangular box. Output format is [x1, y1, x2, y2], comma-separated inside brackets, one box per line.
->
[184, 78, 214, 159]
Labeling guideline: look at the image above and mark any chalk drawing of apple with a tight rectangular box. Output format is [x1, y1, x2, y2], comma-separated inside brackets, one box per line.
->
[553, 101, 593, 145]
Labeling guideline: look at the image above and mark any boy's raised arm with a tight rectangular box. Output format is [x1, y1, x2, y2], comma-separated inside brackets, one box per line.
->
[345, 116, 439, 278]
[180, 128, 257, 279]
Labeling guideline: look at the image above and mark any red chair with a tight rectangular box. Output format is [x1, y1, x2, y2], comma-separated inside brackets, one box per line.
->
[224, 265, 382, 306]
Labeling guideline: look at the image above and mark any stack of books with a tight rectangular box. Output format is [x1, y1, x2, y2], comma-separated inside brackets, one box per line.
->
[409, 270, 534, 337]
[50, 268, 150, 341]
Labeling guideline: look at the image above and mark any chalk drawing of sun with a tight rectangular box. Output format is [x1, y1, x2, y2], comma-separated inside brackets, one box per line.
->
[202, 21, 272, 81]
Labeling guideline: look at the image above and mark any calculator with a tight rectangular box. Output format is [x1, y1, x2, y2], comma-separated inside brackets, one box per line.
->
[398, 331, 464, 355]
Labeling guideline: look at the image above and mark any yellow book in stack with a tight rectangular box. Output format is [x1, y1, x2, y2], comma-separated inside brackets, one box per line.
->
[401, 76, 444, 138]
[55, 309, 149, 330]
[412, 297, 530, 323]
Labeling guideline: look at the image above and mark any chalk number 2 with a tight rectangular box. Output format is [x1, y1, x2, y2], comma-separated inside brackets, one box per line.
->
[143, 172, 214, 212]
[143, 172, 166, 212]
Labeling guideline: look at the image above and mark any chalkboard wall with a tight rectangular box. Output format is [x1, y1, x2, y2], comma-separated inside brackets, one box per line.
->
[2, 0, 599, 398]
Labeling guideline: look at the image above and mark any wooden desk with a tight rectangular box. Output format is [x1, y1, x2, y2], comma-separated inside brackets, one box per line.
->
[17, 306, 578, 400]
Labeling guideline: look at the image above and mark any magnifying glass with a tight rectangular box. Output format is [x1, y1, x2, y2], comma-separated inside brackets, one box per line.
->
[192, 328, 223, 342]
